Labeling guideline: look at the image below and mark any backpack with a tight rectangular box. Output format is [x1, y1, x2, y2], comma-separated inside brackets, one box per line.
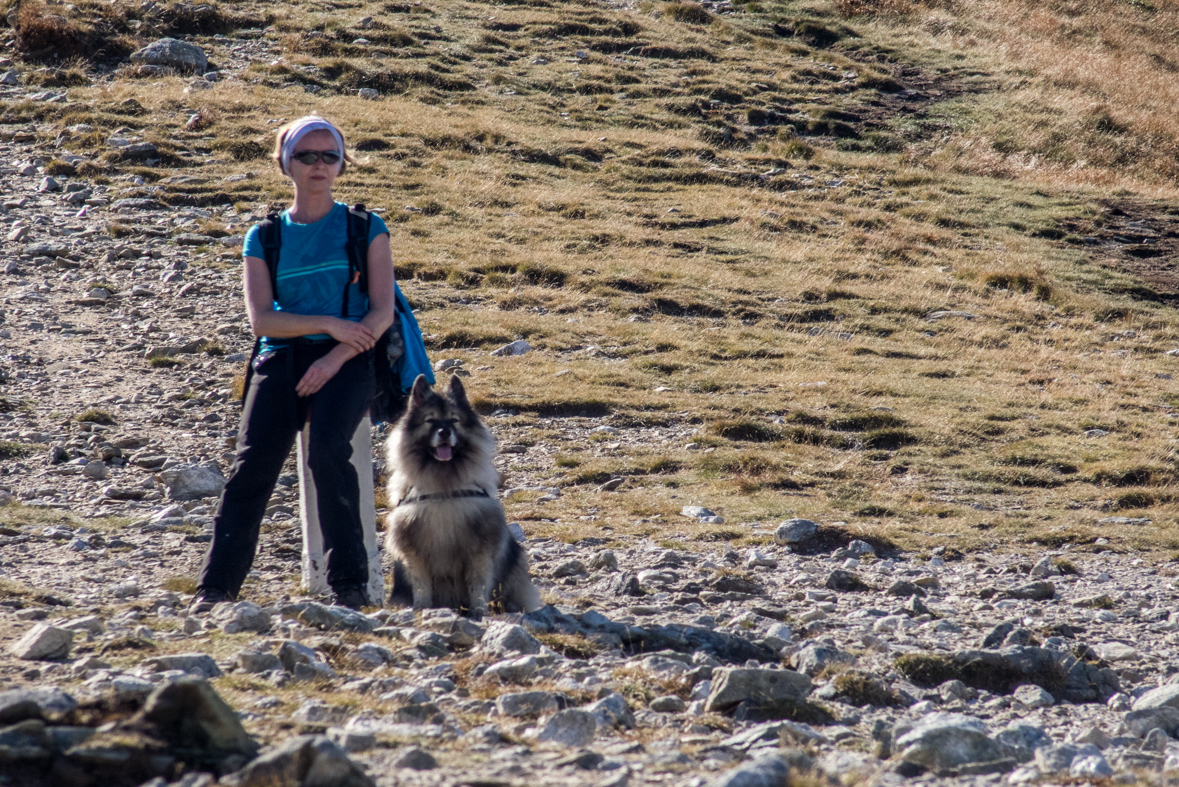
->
[244, 203, 434, 423]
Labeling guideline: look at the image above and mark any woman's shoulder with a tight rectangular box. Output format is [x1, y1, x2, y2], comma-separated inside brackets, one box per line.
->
[368, 210, 389, 237]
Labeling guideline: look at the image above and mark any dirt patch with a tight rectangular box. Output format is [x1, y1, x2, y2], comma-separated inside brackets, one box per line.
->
[832, 48, 998, 147]
[1058, 199, 1179, 305]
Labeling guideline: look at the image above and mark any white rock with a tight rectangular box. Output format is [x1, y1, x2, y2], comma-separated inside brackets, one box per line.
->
[1028, 556, 1062, 578]
[1013, 684, 1055, 708]
[1093, 641, 1137, 662]
[1106, 692, 1133, 712]
[481, 622, 542, 656]
[484, 655, 539, 683]
[1070, 754, 1113, 778]
[10, 624, 73, 660]
[745, 549, 777, 568]
[490, 339, 531, 357]
[535, 709, 596, 746]
[847, 539, 875, 557]
[111, 675, 155, 701]
[214, 601, 272, 634]
[775, 519, 818, 543]
[82, 460, 108, 480]
[327, 727, 376, 752]
[130, 38, 208, 73]
[293, 700, 347, 724]
[1132, 684, 1179, 711]
[161, 464, 226, 500]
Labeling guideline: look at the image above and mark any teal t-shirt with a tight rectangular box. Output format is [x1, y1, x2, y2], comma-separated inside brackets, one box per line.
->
[243, 202, 389, 349]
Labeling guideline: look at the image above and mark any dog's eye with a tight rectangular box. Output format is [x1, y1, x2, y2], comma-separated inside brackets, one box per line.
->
[426, 418, 458, 428]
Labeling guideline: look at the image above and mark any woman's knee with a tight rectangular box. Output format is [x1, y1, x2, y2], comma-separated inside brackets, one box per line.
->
[305, 436, 357, 475]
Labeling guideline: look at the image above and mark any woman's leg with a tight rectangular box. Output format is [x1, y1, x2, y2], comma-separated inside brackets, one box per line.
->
[197, 351, 301, 598]
[304, 350, 375, 594]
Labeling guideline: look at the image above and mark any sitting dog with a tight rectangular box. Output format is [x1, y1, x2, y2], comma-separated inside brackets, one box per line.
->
[385, 374, 540, 618]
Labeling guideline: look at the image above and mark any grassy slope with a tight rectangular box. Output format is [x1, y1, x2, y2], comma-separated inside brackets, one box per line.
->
[11, 0, 1178, 557]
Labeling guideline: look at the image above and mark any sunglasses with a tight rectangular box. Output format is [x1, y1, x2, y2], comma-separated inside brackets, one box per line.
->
[291, 150, 342, 166]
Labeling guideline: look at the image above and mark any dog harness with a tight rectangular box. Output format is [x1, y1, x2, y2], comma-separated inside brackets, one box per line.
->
[394, 487, 491, 508]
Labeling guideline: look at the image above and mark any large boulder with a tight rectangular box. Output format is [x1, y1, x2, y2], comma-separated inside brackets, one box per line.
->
[893, 713, 1011, 772]
[9, 624, 72, 661]
[705, 668, 812, 713]
[280, 602, 374, 633]
[481, 621, 542, 656]
[1122, 706, 1179, 737]
[495, 691, 560, 718]
[707, 753, 791, 787]
[774, 519, 818, 544]
[136, 677, 257, 758]
[130, 38, 207, 73]
[215, 601, 272, 634]
[793, 644, 855, 677]
[161, 463, 226, 500]
[1132, 683, 1179, 712]
[238, 650, 283, 674]
[946, 646, 1119, 703]
[0, 686, 77, 724]
[220, 735, 374, 787]
[536, 709, 595, 746]
[141, 652, 222, 679]
[277, 640, 337, 680]
[586, 692, 635, 730]
[994, 722, 1052, 763]
[722, 720, 828, 750]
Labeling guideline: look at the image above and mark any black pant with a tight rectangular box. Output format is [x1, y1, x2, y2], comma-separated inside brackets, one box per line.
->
[197, 341, 374, 597]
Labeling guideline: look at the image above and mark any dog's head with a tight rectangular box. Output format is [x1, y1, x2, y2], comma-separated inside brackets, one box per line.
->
[398, 374, 493, 471]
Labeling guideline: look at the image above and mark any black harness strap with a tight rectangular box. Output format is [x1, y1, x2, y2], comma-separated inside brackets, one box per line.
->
[395, 488, 491, 508]
[258, 213, 282, 297]
[240, 214, 283, 406]
[342, 203, 371, 318]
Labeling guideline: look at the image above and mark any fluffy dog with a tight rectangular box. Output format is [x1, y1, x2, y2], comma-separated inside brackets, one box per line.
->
[384, 374, 540, 618]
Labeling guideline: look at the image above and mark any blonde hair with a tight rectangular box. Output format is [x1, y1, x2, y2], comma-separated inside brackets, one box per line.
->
[271, 116, 357, 176]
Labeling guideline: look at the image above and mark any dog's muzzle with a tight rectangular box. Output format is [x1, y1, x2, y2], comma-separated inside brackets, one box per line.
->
[430, 425, 457, 461]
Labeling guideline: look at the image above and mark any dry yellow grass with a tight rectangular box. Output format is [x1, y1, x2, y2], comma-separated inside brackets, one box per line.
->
[13, 0, 1177, 558]
[846, 0, 1179, 191]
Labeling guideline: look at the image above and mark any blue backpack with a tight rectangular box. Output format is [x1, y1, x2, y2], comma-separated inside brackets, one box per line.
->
[252, 203, 434, 422]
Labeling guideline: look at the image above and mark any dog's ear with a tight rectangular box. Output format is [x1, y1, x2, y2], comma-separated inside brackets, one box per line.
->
[409, 375, 431, 410]
[448, 374, 471, 410]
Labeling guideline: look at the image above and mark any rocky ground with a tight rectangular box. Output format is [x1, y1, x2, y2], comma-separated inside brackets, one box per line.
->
[5, 502, 1179, 787]
[4, 38, 1179, 787]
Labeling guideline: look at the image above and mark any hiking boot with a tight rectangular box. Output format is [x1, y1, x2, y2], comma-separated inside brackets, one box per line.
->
[189, 587, 234, 614]
[331, 584, 371, 610]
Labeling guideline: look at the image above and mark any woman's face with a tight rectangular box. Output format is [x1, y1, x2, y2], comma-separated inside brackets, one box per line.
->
[289, 129, 342, 194]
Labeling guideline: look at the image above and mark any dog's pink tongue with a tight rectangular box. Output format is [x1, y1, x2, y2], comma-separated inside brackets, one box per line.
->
[434, 445, 453, 461]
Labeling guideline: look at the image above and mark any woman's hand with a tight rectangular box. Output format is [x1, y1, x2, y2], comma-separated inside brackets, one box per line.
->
[324, 317, 376, 353]
[297, 355, 345, 397]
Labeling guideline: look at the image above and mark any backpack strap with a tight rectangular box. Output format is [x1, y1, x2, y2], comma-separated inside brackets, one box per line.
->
[342, 203, 371, 318]
[241, 214, 282, 407]
[257, 213, 282, 299]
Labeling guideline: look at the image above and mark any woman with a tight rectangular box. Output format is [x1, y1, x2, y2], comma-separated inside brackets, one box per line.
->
[192, 116, 394, 612]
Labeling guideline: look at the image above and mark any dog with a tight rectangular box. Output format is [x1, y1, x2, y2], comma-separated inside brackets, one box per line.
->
[384, 374, 540, 618]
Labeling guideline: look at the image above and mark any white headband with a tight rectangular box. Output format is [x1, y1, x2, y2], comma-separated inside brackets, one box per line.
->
[279, 116, 346, 175]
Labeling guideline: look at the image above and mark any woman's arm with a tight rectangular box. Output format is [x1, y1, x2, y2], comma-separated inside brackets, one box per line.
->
[360, 232, 396, 337]
[294, 233, 396, 396]
[243, 255, 376, 352]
